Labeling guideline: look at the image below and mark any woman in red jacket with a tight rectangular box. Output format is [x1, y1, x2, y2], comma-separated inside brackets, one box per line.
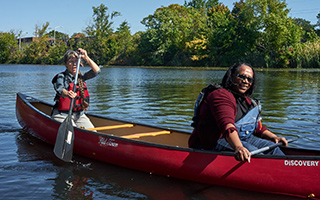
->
[189, 63, 287, 162]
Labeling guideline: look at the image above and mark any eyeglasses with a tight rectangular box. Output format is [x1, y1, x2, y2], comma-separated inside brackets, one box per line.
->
[68, 59, 78, 64]
[236, 74, 254, 83]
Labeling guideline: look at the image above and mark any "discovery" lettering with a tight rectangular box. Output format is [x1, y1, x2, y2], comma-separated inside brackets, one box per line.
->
[284, 160, 319, 167]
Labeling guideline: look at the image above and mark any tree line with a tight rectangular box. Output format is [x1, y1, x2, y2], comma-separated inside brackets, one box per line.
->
[1, 0, 320, 68]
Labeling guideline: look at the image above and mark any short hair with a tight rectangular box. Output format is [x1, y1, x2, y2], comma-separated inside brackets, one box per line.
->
[63, 50, 78, 65]
[221, 62, 256, 96]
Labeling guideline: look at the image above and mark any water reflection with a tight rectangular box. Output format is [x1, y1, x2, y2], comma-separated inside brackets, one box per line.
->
[53, 168, 94, 200]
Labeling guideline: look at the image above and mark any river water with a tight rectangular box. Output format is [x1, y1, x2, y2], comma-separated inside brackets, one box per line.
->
[1, 64, 319, 199]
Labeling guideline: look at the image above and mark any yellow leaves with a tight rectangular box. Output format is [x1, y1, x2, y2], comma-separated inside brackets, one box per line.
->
[210, 4, 230, 13]
[186, 35, 208, 61]
[185, 36, 208, 50]
[190, 54, 209, 61]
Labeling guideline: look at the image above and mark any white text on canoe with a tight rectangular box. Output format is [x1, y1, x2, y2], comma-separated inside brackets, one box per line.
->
[99, 138, 119, 147]
[284, 160, 319, 167]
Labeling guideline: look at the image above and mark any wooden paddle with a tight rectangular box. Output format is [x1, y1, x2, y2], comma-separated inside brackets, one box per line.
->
[54, 52, 81, 162]
[250, 138, 296, 156]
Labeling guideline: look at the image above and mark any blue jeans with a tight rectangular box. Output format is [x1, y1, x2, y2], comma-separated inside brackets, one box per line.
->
[213, 135, 285, 155]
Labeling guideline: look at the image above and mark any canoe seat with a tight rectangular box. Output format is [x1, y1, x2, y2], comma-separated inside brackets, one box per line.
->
[121, 131, 171, 139]
[87, 124, 134, 131]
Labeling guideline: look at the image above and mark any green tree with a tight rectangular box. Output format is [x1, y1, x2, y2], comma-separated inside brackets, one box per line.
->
[20, 38, 48, 64]
[184, 0, 219, 10]
[206, 4, 236, 66]
[17, 22, 53, 64]
[84, 3, 120, 65]
[111, 21, 136, 65]
[0, 32, 17, 63]
[85, 4, 120, 38]
[47, 30, 69, 42]
[315, 12, 320, 36]
[204, 0, 303, 67]
[139, 4, 208, 66]
[247, 0, 302, 67]
[294, 18, 315, 35]
[34, 22, 50, 37]
[44, 40, 68, 64]
[68, 33, 86, 50]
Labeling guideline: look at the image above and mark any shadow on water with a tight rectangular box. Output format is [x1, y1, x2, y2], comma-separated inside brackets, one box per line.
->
[14, 130, 301, 200]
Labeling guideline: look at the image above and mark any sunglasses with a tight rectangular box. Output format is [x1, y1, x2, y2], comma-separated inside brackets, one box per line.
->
[236, 74, 254, 83]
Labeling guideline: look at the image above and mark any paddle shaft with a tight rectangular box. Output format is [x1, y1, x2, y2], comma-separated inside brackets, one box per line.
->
[68, 52, 81, 116]
[250, 138, 296, 156]
[53, 52, 81, 161]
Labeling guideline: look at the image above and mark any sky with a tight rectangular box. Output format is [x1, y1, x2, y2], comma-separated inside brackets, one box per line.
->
[1, 0, 319, 38]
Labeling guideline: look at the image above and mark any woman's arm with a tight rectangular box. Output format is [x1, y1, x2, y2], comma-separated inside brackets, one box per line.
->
[225, 124, 251, 163]
[78, 48, 100, 72]
[208, 89, 251, 162]
[261, 129, 288, 146]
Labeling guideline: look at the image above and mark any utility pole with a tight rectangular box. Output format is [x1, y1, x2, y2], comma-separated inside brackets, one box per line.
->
[18, 31, 28, 51]
[54, 26, 62, 45]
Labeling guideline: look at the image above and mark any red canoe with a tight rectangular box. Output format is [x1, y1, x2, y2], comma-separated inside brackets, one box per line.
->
[15, 92, 320, 199]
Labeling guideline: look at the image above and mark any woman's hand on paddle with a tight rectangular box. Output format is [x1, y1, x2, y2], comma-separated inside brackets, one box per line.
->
[234, 146, 251, 163]
[67, 91, 77, 99]
[61, 89, 76, 99]
[76, 48, 86, 67]
[78, 48, 88, 60]
[225, 127, 251, 163]
[77, 48, 100, 72]
[64, 90, 76, 99]
[272, 136, 288, 146]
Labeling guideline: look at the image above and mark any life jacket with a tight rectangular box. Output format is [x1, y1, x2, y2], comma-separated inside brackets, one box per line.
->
[191, 83, 261, 139]
[57, 82, 90, 112]
[191, 83, 223, 128]
[52, 72, 90, 112]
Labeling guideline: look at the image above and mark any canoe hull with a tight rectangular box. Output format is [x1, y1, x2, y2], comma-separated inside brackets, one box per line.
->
[16, 93, 320, 199]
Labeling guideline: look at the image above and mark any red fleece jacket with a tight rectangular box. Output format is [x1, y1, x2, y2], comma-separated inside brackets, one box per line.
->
[188, 88, 267, 150]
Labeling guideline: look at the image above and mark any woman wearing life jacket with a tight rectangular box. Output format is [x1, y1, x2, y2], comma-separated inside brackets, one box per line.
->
[188, 63, 288, 162]
[52, 48, 100, 129]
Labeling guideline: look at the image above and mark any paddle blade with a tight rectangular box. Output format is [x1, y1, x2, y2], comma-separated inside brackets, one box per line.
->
[54, 116, 75, 162]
